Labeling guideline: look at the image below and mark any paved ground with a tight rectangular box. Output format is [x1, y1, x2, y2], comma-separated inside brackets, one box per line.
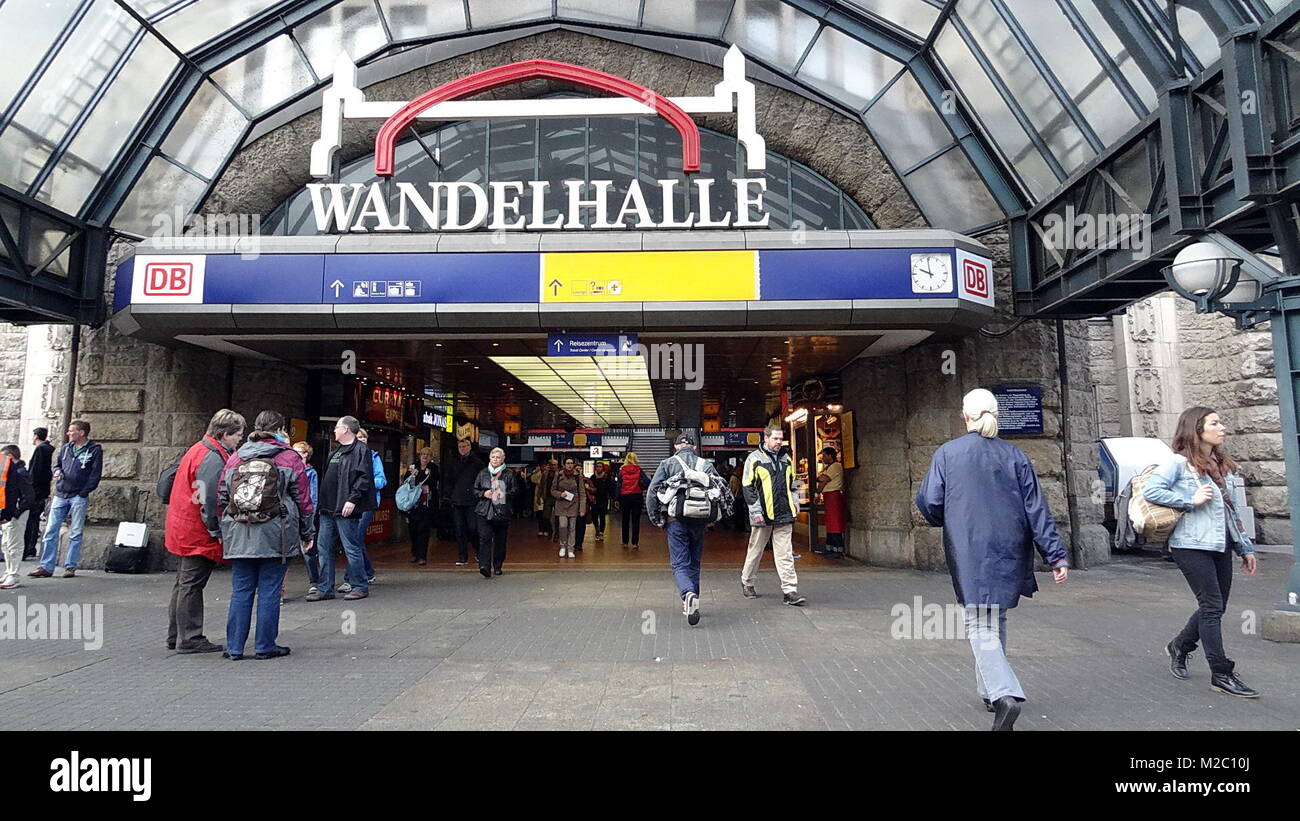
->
[1, 553, 1297, 731]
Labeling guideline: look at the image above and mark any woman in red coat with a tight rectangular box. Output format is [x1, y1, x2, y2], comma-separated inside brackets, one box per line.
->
[617, 453, 648, 549]
[164, 409, 245, 654]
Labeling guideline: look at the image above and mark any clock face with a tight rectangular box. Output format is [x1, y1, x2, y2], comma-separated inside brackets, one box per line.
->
[911, 253, 953, 293]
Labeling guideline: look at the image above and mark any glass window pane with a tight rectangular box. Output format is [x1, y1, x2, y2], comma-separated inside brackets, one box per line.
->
[40, 35, 178, 214]
[934, 24, 1059, 198]
[211, 34, 315, 116]
[26, 214, 72, 277]
[112, 156, 208, 236]
[1174, 5, 1220, 69]
[125, 0, 182, 17]
[642, 0, 733, 37]
[904, 148, 1002, 231]
[1070, 0, 1157, 110]
[377, 0, 468, 41]
[796, 28, 900, 111]
[468, 0, 552, 28]
[161, 80, 250, 178]
[557, 0, 640, 26]
[1001, 0, 1137, 145]
[0, 0, 82, 114]
[789, 163, 839, 229]
[864, 71, 951, 171]
[844, 0, 940, 36]
[153, 0, 282, 54]
[3, 0, 139, 192]
[958, 5, 1094, 171]
[296, 0, 388, 77]
[724, 0, 820, 73]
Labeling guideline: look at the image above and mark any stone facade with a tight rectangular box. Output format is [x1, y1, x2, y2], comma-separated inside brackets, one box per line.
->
[0, 324, 28, 443]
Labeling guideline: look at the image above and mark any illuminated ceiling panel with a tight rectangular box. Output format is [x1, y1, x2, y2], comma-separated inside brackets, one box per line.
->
[490, 355, 661, 427]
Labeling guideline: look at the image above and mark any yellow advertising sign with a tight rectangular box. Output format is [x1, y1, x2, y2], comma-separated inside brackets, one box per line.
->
[541, 251, 758, 302]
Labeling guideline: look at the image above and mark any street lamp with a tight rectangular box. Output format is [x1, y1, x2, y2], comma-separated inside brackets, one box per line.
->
[1162, 237, 1300, 641]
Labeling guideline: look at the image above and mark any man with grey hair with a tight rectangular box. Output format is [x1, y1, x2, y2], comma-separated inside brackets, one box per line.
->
[740, 424, 806, 605]
[306, 415, 374, 601]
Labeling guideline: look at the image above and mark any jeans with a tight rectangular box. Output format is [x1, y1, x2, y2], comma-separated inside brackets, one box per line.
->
[620, 493, 642, 545]
[452, 505, 476, 562]
[666, 518, 706, 598]
[226, 558, 288, 656]
[1171, 546, 1235, 674]
[963, 605, 1024, 703]
[23, 496, 47, 557]
[556, 516, 576, 551]
[357, 510, 375, 579]
[317, 514, 367, 595]
[591, 507, 606, 535]
[39, 494, 88, 572]
[476, 517, 509, 572]
[167, 554, 217, 648]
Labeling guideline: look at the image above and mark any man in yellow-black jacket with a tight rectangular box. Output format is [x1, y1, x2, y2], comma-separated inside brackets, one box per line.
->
[740, 425, 806, 606]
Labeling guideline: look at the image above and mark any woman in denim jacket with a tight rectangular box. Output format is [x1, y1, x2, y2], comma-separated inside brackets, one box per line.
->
[1143, 406, 1259, 698]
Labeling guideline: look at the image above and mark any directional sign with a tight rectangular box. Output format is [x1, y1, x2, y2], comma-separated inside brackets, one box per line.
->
[547, 333, 639, 356]
[540, 250, 757, 302]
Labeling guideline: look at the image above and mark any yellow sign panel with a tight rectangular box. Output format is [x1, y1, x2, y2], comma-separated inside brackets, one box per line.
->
[541, 251, 757, 302]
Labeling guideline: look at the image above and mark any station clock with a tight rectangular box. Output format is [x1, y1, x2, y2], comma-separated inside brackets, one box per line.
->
[910, 253, 953, 293]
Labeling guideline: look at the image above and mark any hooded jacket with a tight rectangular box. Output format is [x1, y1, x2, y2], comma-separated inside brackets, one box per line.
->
[218, 436, 314, 560]
[54, 440, 102, 498]
[164, 435, 233, 562]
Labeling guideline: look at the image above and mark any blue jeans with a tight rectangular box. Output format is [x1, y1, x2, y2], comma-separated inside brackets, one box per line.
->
[665, 519, 706, 598]
[226, 558, 288, 656]
[39, 494, 88, 572]
[964, 605, 1024, 702]
[317, 514, 367, 595]
[358, 510, 375, 579]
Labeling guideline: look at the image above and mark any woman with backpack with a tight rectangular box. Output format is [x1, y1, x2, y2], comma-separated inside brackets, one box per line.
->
[472, 447, 521, 577]
[401, 447, 438, 565]
[218, 410, 314, 661]
[1143, 406, 1259, 698]
[618, 452, 648, 549]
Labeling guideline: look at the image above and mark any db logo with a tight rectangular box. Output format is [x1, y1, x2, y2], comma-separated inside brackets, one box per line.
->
[962, 259, 989, 299]
[142, 262, 193, 296]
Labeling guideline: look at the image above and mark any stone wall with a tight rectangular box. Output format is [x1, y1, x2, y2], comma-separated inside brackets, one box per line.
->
[0, 323, 28, 443]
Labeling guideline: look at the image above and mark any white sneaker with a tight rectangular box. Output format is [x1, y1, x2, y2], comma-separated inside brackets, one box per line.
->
[684, 592, 701, 626]
[367, 575, 377, 584]
[559, 547, 566, 557]
[337, 582, 352, 593]
[0, 575, 19, 589]
[566, 550, 575, 558]
[308, 585, 318, 595]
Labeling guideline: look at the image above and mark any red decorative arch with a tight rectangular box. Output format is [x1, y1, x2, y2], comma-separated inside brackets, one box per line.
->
[373, 59, 701, 177]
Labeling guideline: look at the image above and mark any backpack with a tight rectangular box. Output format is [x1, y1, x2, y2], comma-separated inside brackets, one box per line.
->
[157, 440, 219, 502]
[662, 454, 719, 521]
[227, 457, 285, 523]
[1128, 463, 1189, 543]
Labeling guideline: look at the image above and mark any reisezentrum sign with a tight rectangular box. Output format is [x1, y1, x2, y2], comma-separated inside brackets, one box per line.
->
[308, 46, 770, 233]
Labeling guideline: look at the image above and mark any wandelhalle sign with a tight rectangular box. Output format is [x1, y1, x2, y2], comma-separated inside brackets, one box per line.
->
[308, 47, 770, 233]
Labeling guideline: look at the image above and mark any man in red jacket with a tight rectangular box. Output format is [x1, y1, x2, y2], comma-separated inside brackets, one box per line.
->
[164, 409, 245, 654]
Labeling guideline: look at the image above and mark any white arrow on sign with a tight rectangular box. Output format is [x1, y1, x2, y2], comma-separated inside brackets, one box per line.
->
[330, 279, 344, 297]
[553, 339, 564, 352]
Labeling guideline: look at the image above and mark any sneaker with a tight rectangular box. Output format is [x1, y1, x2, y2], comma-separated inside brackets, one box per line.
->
[0, 575, 19, 589]
[303, 592, 334, 602]
[567, 550, 575, 558]
[254, 646, 291, 660]
[27, 567, 51, 578]
[684, 592, 701, 626]
[790, 553, 802, 560]
[343, 590, 368, 600]
[742, 584, 758, 599]
[494, 568, 503, 576]
[308, 585, 319, 596]
[62, 567, 76, 577]
[367, 575, 376, 584]
[783, 591, 807, 606]
[336, 582, 352, 593]
[221, 651, 244, 661]
[559, 548, 566, 557]
[454, 561, 467, 566]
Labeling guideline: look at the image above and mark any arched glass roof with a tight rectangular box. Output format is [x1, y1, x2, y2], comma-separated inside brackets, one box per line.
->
[0, 0, 1292, 241]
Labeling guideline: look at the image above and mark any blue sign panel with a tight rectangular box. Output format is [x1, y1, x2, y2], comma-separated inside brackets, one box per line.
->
[547, 333, 639, 356]
[324, 253, 538, 303]
[992, 385, 1044, 435]
[758, 248, 955, 300]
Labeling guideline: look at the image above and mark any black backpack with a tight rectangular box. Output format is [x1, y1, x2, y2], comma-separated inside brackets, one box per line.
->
[156, 440, 220, 502]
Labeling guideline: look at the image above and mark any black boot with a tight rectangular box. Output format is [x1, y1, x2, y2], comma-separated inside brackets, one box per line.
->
[1209, 672, 1259, 698]
[991, 696, 1021, 731]
[1164, 640, 1191, 680]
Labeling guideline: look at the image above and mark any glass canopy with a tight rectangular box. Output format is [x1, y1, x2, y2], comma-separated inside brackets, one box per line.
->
[0, 0, 1290, 242]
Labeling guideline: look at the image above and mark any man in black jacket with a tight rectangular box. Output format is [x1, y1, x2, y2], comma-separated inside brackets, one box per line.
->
[23, 427, 53, 559]
[1, 445, 35, 588]
[305, 416, 374, 601]
[442, 439, 485, 565]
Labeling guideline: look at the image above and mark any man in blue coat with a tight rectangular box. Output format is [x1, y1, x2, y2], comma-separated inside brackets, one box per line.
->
[915, 389, 1069, 731]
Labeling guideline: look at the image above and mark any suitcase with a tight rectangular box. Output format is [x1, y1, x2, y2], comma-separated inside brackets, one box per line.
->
[104, 520, 149, 574]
